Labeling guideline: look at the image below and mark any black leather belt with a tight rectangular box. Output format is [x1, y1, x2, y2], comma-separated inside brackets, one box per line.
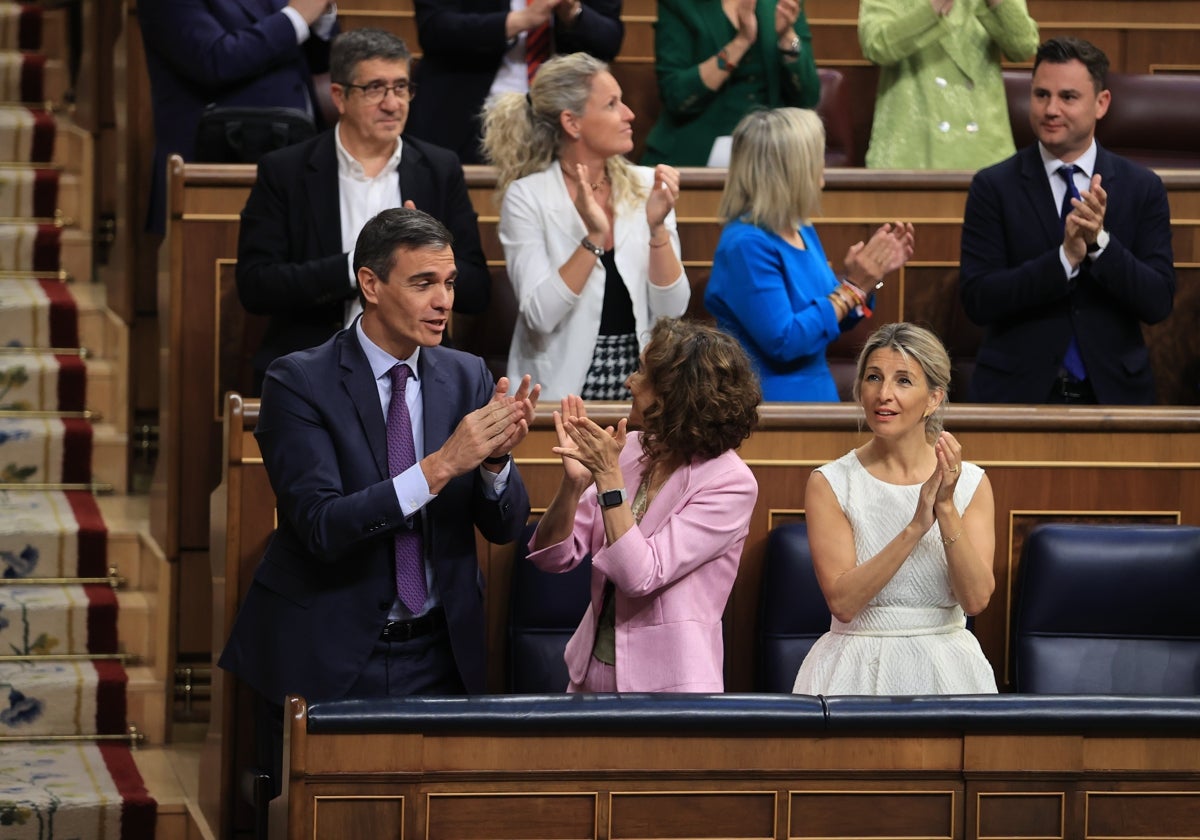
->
[1049, 372, 1097, 404]
[380, 608, 446, 642]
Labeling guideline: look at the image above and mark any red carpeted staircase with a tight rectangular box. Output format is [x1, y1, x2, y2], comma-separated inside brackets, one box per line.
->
[0, 3, 185, 838]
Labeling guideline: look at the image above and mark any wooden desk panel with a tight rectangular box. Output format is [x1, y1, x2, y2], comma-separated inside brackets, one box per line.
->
[277, 696, 1200, 840]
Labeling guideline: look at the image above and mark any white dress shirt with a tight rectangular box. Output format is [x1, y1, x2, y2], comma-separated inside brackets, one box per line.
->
[338, 125, 404, 326]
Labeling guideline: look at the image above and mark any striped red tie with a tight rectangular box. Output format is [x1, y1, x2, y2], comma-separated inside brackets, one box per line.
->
[525, 0, 551, 85]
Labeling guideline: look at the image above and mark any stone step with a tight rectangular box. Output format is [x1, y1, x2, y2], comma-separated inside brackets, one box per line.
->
[133, 745, 213, 840]
[82, 356, 119, 421]
[40, 7, 71, 68]
[95, 497, 172, 681]
[0, 352, 113, 418]
[43, 58, 69, 110]
[91, 422, 128, 493]
[117, 588, 154, 662]
[53, 120, 92, 183]
[127, 664, 170, 745]
[59, 172, 93, 233]
[62, 228, 93, 283]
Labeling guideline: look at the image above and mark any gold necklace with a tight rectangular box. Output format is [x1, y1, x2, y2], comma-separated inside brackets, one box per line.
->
[560, 162, 610, 192]
[630, 467, 654, 523]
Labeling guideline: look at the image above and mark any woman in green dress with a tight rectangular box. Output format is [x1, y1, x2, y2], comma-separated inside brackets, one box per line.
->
[642, 0, 820, 167]
[859, 0, 1039, 170]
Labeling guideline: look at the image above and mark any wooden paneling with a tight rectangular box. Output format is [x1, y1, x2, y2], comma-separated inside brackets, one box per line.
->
[276, 697, 1200, 840]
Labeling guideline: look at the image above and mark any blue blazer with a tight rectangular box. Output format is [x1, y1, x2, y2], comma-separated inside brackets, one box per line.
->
[218, 329, 530, 703]
[235, 129, 490, 383]
[959, 143, 1175, 404]
[138, 0, 333, 232]
[406, 0, 623, 163]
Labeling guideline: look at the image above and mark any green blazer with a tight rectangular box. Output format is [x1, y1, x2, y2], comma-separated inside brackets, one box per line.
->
[859, 0, 1038, 170]
[642, 0, 820, 167]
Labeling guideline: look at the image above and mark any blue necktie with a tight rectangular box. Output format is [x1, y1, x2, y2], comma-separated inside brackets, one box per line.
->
[1058, 164, 1088, 382]
[387, 364, 427, 613]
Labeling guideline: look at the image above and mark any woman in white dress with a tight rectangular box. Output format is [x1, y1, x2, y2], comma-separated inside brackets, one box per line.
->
[793, 322, 997, 695]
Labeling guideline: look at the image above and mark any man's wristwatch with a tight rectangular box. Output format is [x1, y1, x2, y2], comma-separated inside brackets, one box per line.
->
[779, 34, 801, 58]
[1087, 229, 1110, 254]
[597, 488, 627, 509]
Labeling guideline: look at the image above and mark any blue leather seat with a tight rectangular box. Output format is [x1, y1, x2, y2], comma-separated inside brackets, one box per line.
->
[1013, 524, 1200, 694]
[507, 522, 592, 693]
[756, 522, 832, 692]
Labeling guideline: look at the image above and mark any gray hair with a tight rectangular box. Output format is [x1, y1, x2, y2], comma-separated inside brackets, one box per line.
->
[330, 28, 410, 85]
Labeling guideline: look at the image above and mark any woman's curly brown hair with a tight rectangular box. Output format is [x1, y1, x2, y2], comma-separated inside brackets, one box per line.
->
[638, 318, 762, 469]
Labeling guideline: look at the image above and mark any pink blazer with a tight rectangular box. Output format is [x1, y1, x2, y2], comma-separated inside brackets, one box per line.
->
[528, 433, 758, 692]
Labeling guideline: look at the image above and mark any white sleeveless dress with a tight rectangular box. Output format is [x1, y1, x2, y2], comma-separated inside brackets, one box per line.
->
[792, 450, 998, 695]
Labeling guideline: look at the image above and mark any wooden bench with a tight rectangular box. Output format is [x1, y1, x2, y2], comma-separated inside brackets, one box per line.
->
[279, 692, 1200, 839]
[199, 393, 1200, 836]
[159, 161, 1200, 676]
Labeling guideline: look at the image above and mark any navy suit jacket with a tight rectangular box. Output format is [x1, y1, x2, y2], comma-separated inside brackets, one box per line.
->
[236, 129, 490, 384]
[406, 0, 623, 163]
[138, 0, 332, 232]
[960, 143, 1175, 404]
[217, 330, 530, 703]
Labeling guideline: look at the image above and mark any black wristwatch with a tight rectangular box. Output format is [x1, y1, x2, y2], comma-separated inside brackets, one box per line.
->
[597, 488, 627, 508]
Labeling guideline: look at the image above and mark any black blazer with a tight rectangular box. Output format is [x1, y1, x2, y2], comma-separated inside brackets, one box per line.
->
[217, 330, 530, 703]
[236, 129, 490, 381]
[959, 143, 1175, 404]
[406, 0, 624, 163]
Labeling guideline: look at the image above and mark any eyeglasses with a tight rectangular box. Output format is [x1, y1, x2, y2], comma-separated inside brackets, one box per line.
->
[343, 80, 416, 103]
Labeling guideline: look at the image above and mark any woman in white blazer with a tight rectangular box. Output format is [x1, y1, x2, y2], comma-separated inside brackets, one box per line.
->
[483, 53, 691, 400]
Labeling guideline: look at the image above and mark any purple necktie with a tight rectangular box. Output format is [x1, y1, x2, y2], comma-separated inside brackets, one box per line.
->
[1058, 164, 1088, 382]
[387, 364, 426, 613]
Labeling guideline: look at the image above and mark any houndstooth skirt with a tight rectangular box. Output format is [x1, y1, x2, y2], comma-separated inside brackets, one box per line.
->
[580, 332, 638, 401]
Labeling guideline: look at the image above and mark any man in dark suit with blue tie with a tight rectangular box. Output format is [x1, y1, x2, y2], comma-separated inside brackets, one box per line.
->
[960, 37, 1175, 405]
[219, 207, 538, 794]
[236, 28, 490, 391]
[138, 0, 336, 233]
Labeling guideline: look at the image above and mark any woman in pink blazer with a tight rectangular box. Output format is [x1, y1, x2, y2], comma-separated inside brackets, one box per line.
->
[528, 318, 762, 692]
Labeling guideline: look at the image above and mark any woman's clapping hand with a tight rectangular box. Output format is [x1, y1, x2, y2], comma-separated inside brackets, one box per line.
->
[844, 221, 915, 290]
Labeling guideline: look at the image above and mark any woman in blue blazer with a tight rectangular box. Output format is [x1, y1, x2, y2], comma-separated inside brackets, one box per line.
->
[705, 108, 914, 401]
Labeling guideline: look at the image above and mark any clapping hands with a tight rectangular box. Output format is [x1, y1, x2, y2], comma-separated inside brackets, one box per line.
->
[552, 394, 627, 485]
[645, 164, 681, 232]
[844, 221, 915, 291]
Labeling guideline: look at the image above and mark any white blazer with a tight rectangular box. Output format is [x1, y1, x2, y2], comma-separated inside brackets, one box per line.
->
[499, 164, 691, 399]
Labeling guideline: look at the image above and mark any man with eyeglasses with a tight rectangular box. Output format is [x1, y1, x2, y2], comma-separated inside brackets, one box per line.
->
[237, 28, 490, 393]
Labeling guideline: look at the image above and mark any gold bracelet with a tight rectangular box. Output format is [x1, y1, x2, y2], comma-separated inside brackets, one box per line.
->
[649, 236, 671, 249]
[941, 529, 963, 547]
[829, 292, 850, 319]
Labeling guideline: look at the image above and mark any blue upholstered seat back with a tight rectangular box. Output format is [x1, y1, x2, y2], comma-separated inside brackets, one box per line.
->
[1014, 524, 1200, 694]
[757, 522, 832, 692]
[507, 522, 593, 693]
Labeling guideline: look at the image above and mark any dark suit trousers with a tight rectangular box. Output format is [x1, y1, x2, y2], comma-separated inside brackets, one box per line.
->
[254, 627, 464, 797]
